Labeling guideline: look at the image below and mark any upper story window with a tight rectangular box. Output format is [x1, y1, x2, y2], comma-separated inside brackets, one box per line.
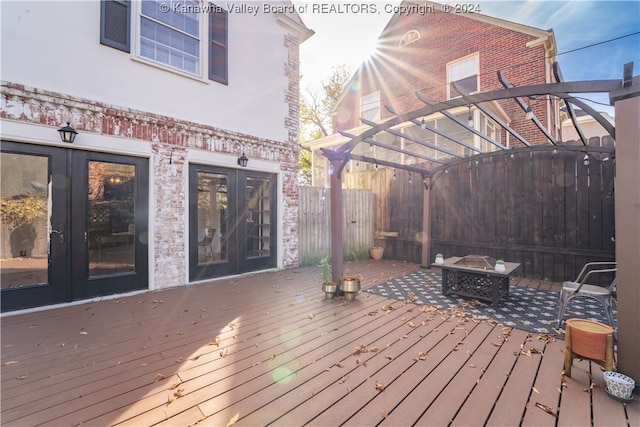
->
[447, 53, 478, 99]
[399, 30, 420, 47]
[100, 0, 228, 84]
[140, 1, 200, 74]
[360, 91, 380, 121]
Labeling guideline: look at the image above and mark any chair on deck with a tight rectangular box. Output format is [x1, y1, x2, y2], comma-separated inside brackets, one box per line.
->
[197, 228, 216, 259]
[556, 262, 617, 329]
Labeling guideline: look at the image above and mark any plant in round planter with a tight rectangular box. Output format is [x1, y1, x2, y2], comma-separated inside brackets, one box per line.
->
[340, 275, 362, 301]
[434, 253, 444, 265]
[494, 259, 506, 272]
[319, 256, 337, 299]
[369, 246, 384, 260]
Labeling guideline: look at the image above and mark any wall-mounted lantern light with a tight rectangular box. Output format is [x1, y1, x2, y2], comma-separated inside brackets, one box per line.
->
[57, 122, 78, 143]
[237, 152, 249, 167]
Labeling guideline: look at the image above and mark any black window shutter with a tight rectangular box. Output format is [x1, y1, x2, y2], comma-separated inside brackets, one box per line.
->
[208, 4, 228, 84]
[100, 0, 130, 52]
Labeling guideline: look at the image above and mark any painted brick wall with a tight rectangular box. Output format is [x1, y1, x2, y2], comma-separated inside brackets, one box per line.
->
[333, 9, 557, 145]
[1, 28, 301, 286]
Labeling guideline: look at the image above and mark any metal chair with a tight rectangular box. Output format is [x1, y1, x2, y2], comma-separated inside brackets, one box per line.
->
[197, 228, 216, 259]
[556, 262, 617, 329]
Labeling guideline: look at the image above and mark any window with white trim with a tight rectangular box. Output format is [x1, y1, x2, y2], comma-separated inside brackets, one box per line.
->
[360, 91, 380, 122]
[399, 30, 420, 47]
[140, 0, 200, 74]
[100, 0, 228, 84]
[447, 54, 478, 99]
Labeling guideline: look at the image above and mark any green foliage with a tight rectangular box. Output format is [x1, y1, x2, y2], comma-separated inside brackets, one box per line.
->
[318, 256, 332, 283]
[0, 196, 47, 230]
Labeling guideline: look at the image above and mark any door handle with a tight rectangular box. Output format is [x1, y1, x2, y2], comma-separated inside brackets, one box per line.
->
[51, 224, 65, 244]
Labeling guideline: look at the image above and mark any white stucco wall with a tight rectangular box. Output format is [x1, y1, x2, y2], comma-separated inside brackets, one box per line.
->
[0, 1, 289, 142]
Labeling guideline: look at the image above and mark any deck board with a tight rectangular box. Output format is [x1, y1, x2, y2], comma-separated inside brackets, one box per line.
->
[1, 260, 637, 427]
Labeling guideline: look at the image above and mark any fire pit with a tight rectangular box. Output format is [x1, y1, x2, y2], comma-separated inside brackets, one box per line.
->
[439, 255, 521, 305]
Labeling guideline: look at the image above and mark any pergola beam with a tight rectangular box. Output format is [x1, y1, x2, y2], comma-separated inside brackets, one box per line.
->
[333, 79, 622, 161]
[416, 92, 507, 151]
[553, 62, 588, 146]
[497, 71, 558, 145]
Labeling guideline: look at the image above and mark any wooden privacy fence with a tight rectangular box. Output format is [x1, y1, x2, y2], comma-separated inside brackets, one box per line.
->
[430, 143, 616, 282]
[298, 186, 373, 266]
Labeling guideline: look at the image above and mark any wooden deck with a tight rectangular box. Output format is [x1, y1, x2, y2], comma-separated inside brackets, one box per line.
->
[1, 260, 637, 426]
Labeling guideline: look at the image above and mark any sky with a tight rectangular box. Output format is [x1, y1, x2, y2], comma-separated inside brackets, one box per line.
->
[297, 0, 640, 114]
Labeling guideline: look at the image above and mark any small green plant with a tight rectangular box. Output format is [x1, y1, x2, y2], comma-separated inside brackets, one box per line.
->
[318, 256, 332, 284]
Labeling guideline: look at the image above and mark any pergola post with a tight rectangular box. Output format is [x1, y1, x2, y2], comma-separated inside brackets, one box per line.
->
[329, 157, 344, 284]
[421, 176, 432, 267]
[611, 87, 640, 385]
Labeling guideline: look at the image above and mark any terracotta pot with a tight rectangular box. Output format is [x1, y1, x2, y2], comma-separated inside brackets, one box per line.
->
[566, 318, 614, 360]
[369, 247, 384, 260]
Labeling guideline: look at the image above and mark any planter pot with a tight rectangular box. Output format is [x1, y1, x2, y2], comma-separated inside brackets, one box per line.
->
[566, 318, 614, 360]
[322, 281, 338, 299]
[340, 276, 361, 301]
[370, 247, 384, 260]
[434, 254, 444, 265]
[494, 261, 506, 272]
[603, 371, 635, 401]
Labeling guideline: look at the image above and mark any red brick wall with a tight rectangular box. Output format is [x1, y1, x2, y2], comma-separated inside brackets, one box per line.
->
[333, 8, 556, 145]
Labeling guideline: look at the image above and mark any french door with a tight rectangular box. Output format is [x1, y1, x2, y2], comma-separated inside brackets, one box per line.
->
[189, 164, 276, 281]
[1, 142, 148, 311]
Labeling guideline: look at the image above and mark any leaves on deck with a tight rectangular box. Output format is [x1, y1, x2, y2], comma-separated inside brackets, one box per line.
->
[226, 413, 240, 427]
[2, 361, 18, 366]
[534, 402, 558, 418]
[375, 381, 386, 391]
[154, 373, 166, 382]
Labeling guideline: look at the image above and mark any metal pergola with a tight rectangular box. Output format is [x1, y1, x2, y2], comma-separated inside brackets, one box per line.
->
[321, 62, 636, 283]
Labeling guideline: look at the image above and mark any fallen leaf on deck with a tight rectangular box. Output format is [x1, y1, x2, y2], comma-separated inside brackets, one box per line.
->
[385, 355, 394, 360]
[307, 313, 315, 319]
[226, 413, 240, 427]
[154, 373, 166, 382]
[532, 387, 540, 394]
[407, 321, 416, 328]
[381, 410, 388, 419]
[418, 352, 428, 360]
[16, 375, 27, 380]
[3, 361, 18, 366]
[369, 347, 379, 352]
[80, 331, 88, 335]
[174, 388, 185, 397]
[339, 376, 348, 384]
[169, 380, 182, 389]
[356, 359, 367, 367]
[534, 402, 558, 418]
[190, 354, 202, 361]
[375, 381, 385, 391]
[167, 394, 175, 404]
[335, 361, 344, 368]
[209, 338, 220, 346]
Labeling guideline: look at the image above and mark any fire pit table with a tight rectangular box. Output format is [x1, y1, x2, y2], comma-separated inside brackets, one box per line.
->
[440, 255, 521, 306]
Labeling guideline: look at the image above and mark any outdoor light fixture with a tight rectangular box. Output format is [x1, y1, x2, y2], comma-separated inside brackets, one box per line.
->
[420, 118, 426, 129]
[467, 106, 473, 127]
[237, 152, 249, 167]
[57, 122, 78, 143]
[525, 106, 534, 120]
[583, 154, 590, 166]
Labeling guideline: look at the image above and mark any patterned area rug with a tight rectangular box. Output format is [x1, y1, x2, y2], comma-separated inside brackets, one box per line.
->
[363, 270, 617, 337]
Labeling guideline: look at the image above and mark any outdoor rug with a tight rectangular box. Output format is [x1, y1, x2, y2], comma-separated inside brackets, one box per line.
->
[363, 270, 617, 338]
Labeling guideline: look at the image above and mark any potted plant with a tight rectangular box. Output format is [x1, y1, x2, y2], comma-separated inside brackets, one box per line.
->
[434, 253, 444, 265]
[494, 259, 506, 272]
[319, 256, 337, 299]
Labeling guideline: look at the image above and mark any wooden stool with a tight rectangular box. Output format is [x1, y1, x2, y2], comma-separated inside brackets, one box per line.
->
[564, 318, 615, 377]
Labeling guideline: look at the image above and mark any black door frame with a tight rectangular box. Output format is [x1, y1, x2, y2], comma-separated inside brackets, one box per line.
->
[189, 164, 277, 281]
[1, 142, 149, 311]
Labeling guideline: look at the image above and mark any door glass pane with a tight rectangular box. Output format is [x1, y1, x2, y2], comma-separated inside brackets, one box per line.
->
[246, 177, 270, 258]
[1, 153, 49, 288]
[197, 172, 227, 264]
[88, 162, 135, 277]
